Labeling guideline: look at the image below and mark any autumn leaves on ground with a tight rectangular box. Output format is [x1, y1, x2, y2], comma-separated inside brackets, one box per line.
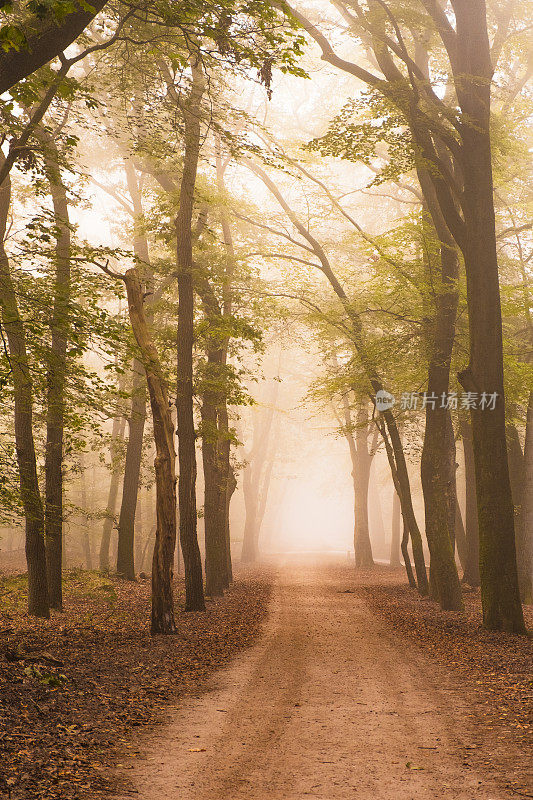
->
[0, 562, 531, 800]
[1, 0, 533, 798]
[0, 567, 271, 799]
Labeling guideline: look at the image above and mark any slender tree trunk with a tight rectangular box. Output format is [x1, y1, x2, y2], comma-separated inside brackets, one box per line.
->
[219, 404, 235, 586]
[241, 460, 259, 563]
[401, 520, 416, 589]
[508, 417, 532, 603]
[216, 142, 236, 586]
[135, 488, 144, 573]
[224, 464, 236, 582]
[390, 489, 401, 567]
[416, 164, 463, 610]
[39, 130, 71, 610]
[455, 498, 468, 572]
[377, 415, 425, 591]
[122, 269, 178, 634]
[344, 402, 374, 568]
[116, 361, 145, 579]
[256, 449, 276, 541]
[459, 415, 481, 587]
[519, 391, 533, 603]
[421, 377, 463, 609]
[175, 57, 205, 611]
[0, 172, 48, 617]
[241, 389, 278, 563]
[382, 411, 428, 594]
[99, 414, 126, 569]
[114, 156, 152, 581]
[39, 129, 71, 610]
[78, 461, 93, 570]
[353, 459, 373, 567]
[201, 350, 226, 597]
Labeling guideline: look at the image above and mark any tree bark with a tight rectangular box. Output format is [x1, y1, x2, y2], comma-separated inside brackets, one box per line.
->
[122, 269, 178, 634]
[242, 458, 259, 563]
[508, 415, 532, 603]
[342, 398, 374, 567]
[115, 156, 151, 579]
[447, 1, 524, 631]
[241, 384, 278, 563]
[382, 411, 428, 593]
[99, 414, 126, 570]
[0, 171, 48, 616]
[39, 129, 71, 610]
[519, 391, 533, 603]
[216, 144, 237, 586]
[175, 57, 206, 611]
[0, 2, 108, 95]
[455, 498, 468, 573]
[201, 349, 227, 597]
[78, 459, 93, 570]
[390, 489, 401, 567]
[459, 415, 481, 587]
[116, 360, 146, 579]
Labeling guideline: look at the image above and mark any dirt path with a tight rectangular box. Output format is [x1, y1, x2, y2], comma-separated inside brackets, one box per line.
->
[115, 561, 525, 799]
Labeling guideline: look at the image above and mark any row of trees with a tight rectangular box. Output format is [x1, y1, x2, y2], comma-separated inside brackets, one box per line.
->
[0, 0, 305, 631]
[0, 0, 531, 634]
[237, 0, 531, 631]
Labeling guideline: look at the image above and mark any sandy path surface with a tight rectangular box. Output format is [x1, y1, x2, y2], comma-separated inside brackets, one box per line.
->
[115, 561, 523, 800]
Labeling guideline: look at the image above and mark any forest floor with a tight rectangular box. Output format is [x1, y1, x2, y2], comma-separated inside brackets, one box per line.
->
[0, 567, 271, 800]
[109, 557, 532, 800]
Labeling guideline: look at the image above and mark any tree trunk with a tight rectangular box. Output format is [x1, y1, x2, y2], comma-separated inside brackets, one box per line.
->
[451, 0, 524, 632]
[0, 1, 108, 95]
[114, 156, 152, 580]
[0, 172, 48, 617]
[390, 489, 401, 567]
[455, 498, 468, 573]
[376, 414, 426, 591]
[382, 411, 428, 594]
[344, 401, 374, 568]
[241, 388, 278, 563]
[123, 269, 178, 634]
[508, 417, 532, 603]
[241, 459, 259, 563]
[421, 389, 463, 610]
[201, 350, 227, 597]
[353, 460, 373, 567]
[519, 391, 533, 603]
[78, 460, 93, 570]
[99, 414, 126, 570]
[135, 488, 144, 574]
[416, 162, 463, 610]
[116, 360, 146, 579]
[401, 520, 416, 589]
[216, 141, 237, 586]
[459, 415, 481, 587]
[175, 57, 205, 611]
[40, 130, 71, 610]
[219, 404, 235, 586]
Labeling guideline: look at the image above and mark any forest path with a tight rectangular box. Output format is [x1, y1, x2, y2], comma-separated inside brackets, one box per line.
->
[116, 559, 518, 800]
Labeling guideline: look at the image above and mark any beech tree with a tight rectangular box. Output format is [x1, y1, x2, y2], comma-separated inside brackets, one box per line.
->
[278, 0, 525, 631]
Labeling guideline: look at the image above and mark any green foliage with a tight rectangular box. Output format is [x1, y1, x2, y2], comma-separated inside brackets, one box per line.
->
[306, 91, 415, 183]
